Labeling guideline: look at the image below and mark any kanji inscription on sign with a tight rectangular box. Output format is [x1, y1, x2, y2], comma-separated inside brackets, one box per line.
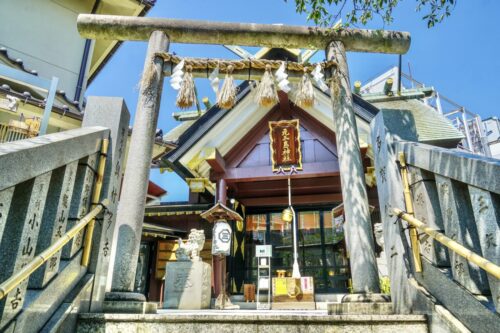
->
[269, 119, 302, 172]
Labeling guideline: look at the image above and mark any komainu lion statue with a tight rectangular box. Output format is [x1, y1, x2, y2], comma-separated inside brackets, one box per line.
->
[176, 229, 205, 262]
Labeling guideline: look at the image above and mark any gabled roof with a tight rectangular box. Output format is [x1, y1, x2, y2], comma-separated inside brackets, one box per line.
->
[0, 77, 82, 119]
[364, 90, 464, 147]
[145, 202, 212, 217]
[148, 180, 167, 198]
[88, 0, 156, 83]
[162, 80, 378, 186]
[163, 118, 198, 144]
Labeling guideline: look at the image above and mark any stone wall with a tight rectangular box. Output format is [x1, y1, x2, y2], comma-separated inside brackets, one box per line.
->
[370, 110, 500, 333]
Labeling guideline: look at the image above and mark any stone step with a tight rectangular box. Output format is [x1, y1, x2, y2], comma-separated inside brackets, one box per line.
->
[76, 311, 428, 333]
[328, 302, 394, 315]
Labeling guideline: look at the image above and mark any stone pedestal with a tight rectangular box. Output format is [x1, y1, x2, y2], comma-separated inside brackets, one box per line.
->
[103, 292, 157, 314]
[163, 261, 211, 309]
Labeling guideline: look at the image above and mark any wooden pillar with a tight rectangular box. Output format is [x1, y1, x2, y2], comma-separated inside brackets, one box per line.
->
[110, 31, 169, 293]
[213, 178, 227, 297]
[326, 41, 380, 294]
[217, 178, 227, 205]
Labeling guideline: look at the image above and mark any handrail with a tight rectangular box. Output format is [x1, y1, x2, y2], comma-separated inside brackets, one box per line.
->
[398, 152, 422, 272]
[393, 207, 500, 280]
[81, 138, 109, 267]
[0, 198, 109, 300]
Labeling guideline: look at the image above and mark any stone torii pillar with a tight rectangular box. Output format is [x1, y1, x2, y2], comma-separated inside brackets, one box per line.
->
[77, 14, 410, 299]
[326, 41, 380, 294]
[110, 31, 169, 297]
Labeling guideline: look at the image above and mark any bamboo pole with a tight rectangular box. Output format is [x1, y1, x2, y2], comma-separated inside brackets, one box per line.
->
[0, 199, 109, 300]
[81, 138, 109, 267]
[398, 152, 422, 273]
[77, 14, 411, 54]
[393, 208, 500, 280]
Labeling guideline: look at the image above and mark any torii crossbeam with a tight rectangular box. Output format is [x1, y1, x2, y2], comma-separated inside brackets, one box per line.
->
[77, 14, 410, 54]
[77, 14, 411, 301]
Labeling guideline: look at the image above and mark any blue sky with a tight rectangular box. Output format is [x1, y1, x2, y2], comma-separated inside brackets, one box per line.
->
[86, 0, 500, 201]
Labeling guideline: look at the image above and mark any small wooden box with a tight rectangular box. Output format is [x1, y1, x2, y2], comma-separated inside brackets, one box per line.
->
[243, 283, 256, 302]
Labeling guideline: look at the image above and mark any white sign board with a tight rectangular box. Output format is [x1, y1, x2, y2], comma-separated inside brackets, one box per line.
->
[212, 220, 232, 256]
[258, 277, 270, 289]
[256, 245, 272, 257]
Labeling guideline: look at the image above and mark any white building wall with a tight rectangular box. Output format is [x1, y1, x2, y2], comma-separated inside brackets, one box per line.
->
[483, 117, 500, 159]
[483, 118, 500, 142]
[0, 0, 94, 101]
[489, 142, 500, 160]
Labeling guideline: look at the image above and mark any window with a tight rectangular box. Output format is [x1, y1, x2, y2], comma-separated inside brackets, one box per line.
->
[242, 209, 349, 293]
[270, 213, 293, 269]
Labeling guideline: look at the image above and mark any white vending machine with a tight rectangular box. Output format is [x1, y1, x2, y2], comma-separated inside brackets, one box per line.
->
[255, 245, 272, 310]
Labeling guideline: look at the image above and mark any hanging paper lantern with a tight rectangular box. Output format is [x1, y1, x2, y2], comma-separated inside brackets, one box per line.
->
[176, 65, 196, 109]
[295, 68, 315, 108]
[255, 65, 278, 107]
[217, 65, 237, 109]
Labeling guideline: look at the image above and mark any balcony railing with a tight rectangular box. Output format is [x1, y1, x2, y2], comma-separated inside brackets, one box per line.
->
[0, 119, 40, 144]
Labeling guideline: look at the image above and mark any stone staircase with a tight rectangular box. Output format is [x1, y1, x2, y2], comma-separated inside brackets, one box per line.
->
[76, 308, 429, 333]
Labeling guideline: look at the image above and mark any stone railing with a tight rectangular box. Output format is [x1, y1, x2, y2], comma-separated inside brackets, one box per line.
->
[0, 97, 129, 333]
[371, 110, 500, 333]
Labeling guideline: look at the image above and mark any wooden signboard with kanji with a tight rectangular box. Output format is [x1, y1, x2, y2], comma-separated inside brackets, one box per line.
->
[269, 119, 302, 172]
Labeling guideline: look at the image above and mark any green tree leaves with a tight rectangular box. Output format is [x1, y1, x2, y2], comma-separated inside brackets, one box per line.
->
[285, 0, 457, 27]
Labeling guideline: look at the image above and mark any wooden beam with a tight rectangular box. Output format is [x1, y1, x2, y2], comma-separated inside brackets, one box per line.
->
[77, 14, 411, 54]
[236, 186, 342, 198]
[235, 176, 340, 191]
[215, 162, 340, 183]
[203, 147, 226, 173]
[239, 193, 344, 207]
[278, 91, 292, 116]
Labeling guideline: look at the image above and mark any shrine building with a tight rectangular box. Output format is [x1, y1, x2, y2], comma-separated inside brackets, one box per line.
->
[136, 48, 463, 303]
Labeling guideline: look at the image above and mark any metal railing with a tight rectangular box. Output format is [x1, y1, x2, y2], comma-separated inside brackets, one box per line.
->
[0, 122, 29, 143]
[393, 206, 500, 280]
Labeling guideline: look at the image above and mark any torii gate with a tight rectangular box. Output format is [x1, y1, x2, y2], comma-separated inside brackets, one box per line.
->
[76, 14, 410, 300]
